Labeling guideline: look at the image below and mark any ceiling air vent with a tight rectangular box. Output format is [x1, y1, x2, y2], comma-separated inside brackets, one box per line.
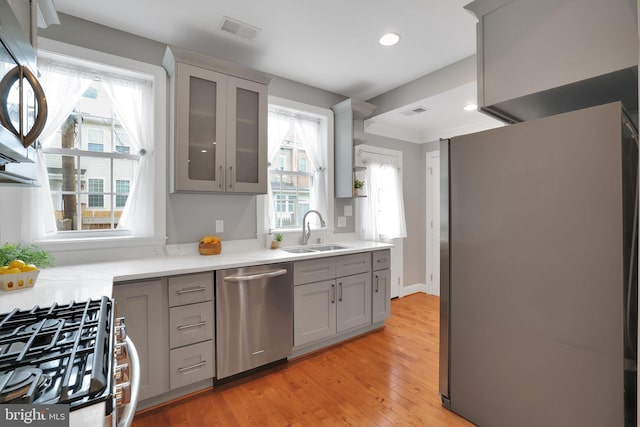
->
[220, 16, 261, 40]
[401, 106, 430, 116]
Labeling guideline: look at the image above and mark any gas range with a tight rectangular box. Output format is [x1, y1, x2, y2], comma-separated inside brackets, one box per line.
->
[0, 297, 138, 426]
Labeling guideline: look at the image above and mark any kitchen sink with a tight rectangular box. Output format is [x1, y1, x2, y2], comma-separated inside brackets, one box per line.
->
[309, 244, 349, 251]
[281, 244, 350, 254]
[282, 247, 317, 254]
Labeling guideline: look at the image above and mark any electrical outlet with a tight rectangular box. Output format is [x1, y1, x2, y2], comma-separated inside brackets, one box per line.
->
[344, 205, 352, 217]
[215, 220, 224, 233]
[337, 216, 347, 227]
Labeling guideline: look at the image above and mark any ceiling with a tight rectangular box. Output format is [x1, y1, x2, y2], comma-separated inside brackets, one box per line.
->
[53, 0, 503, 143]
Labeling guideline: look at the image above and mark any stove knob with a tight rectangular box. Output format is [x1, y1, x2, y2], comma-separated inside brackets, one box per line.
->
[114, 362, 130, 382]
[115, 381, 131, 406]
[114, 321, 127, 342]
[114, 342, 129, 360]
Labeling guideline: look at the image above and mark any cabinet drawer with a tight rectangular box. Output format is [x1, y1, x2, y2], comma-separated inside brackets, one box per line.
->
[336, 253, 371, 277]
[372, 249, 391, 271]
[168, 272, 213, 307]
[169, 301, 214, 349]
[169, 340, 215, 390]
[294, 257, 336, 285]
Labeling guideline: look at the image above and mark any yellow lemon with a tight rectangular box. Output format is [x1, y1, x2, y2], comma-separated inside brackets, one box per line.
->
[21, 264, 37, 272]
[8, 260, 26, 270]
[1, 268, 21, 275]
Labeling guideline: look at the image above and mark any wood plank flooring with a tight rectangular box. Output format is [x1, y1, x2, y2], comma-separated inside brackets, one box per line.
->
[132, 293, 473, 426]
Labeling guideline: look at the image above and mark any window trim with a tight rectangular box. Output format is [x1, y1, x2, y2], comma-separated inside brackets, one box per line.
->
[257, 96, 334, 242]
[34, 38, 167, 252]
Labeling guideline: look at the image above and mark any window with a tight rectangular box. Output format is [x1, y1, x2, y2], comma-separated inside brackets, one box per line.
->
[115, 180, 130, 208]
[258, 96, 334, 239]
[42, 78, 140, 231]
[23, 38, 167, 248]
[355, 145, 407, 241]
[87, 179, 104, 208]
[270, 137, 313, 228]
[88, 128, 104, 152]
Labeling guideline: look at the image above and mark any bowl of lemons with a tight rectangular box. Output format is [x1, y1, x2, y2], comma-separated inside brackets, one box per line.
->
[0, 243, 54, 291]
[0, 260, 39, 291]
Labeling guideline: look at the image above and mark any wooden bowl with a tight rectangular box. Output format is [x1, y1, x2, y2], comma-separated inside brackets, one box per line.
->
[199, 242, 221, 256]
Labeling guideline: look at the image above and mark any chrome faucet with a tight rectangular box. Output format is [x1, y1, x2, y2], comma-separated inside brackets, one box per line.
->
[302, 210, 326, 245]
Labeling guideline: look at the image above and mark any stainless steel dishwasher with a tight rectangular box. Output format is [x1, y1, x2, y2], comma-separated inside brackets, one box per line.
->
[216, 263, 293, 379]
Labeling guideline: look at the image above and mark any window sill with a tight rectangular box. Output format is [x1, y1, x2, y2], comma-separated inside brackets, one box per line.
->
[34, 235, 168, 254]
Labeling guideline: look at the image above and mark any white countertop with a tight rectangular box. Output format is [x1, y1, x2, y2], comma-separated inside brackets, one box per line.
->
[0, 238, 392, 313]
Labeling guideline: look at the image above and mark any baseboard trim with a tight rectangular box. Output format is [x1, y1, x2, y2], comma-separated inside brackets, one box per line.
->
[400, 283, 428, 297]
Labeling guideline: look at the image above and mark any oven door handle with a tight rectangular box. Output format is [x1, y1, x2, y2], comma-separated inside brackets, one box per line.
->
[118, 336, 140, 427]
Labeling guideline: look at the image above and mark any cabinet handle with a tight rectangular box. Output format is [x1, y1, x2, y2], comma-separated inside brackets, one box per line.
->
[375, 275, 379, 293]
[0, 66, 47, 148]
[229, 166, 234, 189]
[176, 286, 207, 295]
[331, 283, 335, 304]
[377, 258, 388, 264]
[177, 320, 207, 331]
[224, 269, 288, 282]
[219, 165, 224, 190]
[338, 282, 343, 302]
[178, 360, 207, 373]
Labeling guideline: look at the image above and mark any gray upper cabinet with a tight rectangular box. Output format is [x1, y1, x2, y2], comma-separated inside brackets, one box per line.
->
[112, 278, 169, 402]
[466, 0, 638, 123]
[331, 99, 376, 198]
[163, 46, 271, 193]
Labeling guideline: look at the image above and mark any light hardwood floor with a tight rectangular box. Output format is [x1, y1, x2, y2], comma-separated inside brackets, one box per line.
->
[132, 293, 473, 426]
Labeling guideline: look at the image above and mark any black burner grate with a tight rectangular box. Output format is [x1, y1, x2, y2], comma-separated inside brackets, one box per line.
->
[0, 297, 113, 409]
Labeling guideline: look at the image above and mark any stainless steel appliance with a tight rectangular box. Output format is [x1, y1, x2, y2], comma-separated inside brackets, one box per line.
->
[440, 102, 638, 427]
[0, 297, 140, 427]
[216, 263, 293, 379]
[0, 0, 48, 184]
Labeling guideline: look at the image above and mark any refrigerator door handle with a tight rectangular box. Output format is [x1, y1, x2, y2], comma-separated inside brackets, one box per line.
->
[438, 138, 451, 407]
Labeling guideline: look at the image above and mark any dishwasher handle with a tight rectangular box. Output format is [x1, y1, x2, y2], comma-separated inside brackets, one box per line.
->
[224, 269, 288, 282]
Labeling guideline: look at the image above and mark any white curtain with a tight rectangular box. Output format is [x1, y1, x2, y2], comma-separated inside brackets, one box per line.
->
[359, 161, 407, 241]
[294, 118, 326, 228]
[260, 110, 292, 234]
[21, 59, 92, 242]
[101, 77, 154, 236]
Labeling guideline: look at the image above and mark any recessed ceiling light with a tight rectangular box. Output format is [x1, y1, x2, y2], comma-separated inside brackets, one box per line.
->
[463, 103, 478, 111]
[379, 33, 400, 46]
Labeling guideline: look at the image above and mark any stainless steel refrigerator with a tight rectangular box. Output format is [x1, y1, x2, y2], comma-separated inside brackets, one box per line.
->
[439, 102, 638, 427]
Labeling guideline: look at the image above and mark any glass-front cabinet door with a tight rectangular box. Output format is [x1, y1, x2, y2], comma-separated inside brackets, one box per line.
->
[226, 76, 267, 193]
[174, 62, 227, 192]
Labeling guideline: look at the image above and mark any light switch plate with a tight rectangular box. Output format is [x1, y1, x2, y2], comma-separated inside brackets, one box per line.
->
[344, 205, 352, 217]
[215, 220, 224, 233]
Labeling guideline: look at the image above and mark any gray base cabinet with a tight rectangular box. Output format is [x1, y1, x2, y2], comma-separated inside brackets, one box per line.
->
[336, 272, 371, 333]
[293, 253, 372, 349]
[167, 272, 215, 390]
[294, 280, 337, 347]
[112, 278, 169, 401]
[372, 249, 391, 323]
[372, 269, 391, 323]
